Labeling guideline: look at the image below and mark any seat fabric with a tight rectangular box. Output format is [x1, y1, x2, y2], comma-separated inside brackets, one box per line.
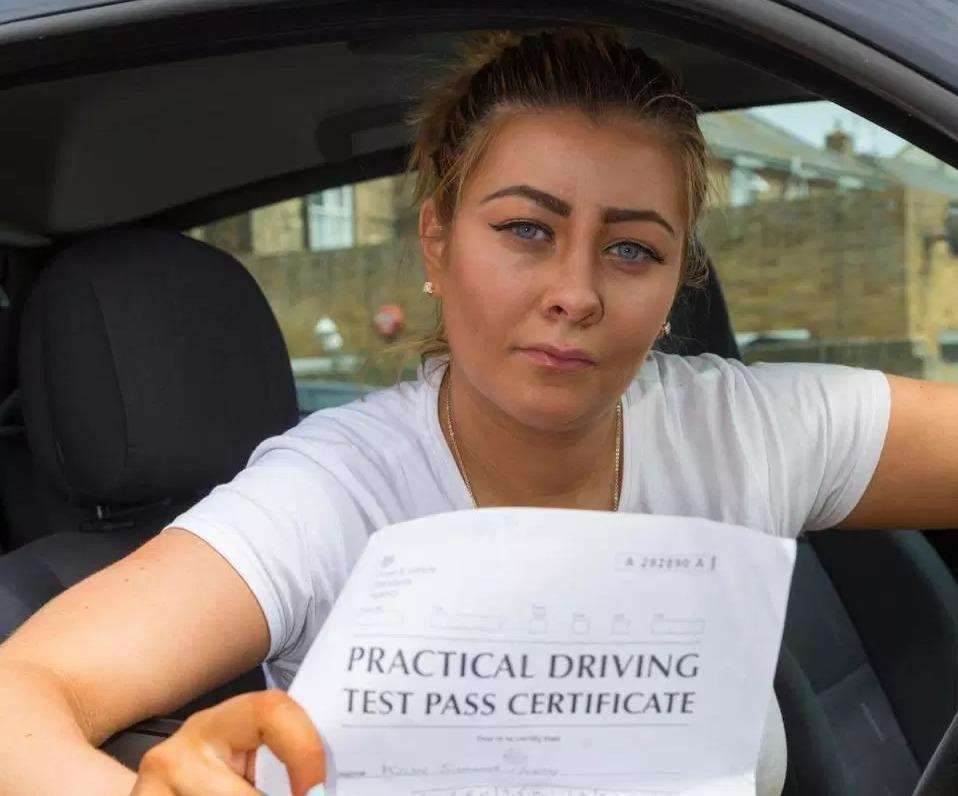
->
[774, 644, 847, 796]
[0, 228, 301, 721]
[811, 532, 958, 772]
[781, 539, 925, 794]
[19, 229, 298, 507]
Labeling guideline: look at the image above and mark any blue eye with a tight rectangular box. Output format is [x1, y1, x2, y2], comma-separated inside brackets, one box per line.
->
[492, 221, 552, 242]
[607, 241, 663, 263]
[514, 223, 540, 239]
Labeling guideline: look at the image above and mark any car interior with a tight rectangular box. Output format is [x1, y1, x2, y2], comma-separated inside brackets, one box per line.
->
[1, 2, 958, 794]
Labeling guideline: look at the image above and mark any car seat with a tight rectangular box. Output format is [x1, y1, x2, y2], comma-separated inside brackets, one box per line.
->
[661, 259, 958, 795]
[779, 531, 958, 794]
[0, 228, 300, 711]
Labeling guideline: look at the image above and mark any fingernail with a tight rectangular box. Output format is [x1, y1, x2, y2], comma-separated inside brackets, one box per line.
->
[306, 786, 326, 796]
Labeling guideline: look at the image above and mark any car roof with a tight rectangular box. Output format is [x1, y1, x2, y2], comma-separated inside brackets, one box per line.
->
[3, 0, 955, 91]
[0, 0, 127, 26]
[783, 0, 958, 93]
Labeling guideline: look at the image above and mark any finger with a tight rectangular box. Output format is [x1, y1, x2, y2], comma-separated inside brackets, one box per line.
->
[141, 744, 260, 796]
[243, 748, 256, 783]
[226, 748, 254, 783]
[189, 690, 326, 795]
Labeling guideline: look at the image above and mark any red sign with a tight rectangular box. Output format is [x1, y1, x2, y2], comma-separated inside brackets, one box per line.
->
[373, 304, 406, 340]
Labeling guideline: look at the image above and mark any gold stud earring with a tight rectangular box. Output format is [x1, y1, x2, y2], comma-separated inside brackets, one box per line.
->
[422, 281, 435, 296]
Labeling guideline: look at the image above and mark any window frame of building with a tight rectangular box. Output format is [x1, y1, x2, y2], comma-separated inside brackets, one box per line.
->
[308, 185, 356, 251]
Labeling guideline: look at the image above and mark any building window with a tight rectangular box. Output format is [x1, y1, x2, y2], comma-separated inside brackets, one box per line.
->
[308, 186, 355, 251]
[729, 164, 770, 207]
[837, 175, 865, 192]
[940, 330, 958, 363]
[784, 177, 810, 200]
[946, 201, 958, 257]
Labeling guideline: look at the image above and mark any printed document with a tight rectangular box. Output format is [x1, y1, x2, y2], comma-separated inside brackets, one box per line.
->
[255, 508, 796, 795]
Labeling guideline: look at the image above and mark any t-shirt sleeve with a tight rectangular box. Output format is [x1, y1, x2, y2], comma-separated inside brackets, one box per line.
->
[160, 442, 367, 662]
[741, 361, 891, 534]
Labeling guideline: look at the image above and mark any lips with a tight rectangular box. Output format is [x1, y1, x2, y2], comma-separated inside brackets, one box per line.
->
[518, 345, 597, 372]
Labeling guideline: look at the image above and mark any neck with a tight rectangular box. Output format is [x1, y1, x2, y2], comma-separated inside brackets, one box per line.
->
[441, 363, 621, 510]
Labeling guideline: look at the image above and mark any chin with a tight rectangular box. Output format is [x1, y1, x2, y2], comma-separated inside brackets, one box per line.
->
[506, 386, 600, 432]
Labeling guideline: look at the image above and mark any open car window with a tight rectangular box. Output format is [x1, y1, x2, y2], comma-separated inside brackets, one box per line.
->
[190, 100, 958, 412]
[699, 101, 958, 378]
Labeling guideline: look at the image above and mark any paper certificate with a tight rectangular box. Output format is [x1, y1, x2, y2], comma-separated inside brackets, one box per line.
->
[255, 508, 796, 795]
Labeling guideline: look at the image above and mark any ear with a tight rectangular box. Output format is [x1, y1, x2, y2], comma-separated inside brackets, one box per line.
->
[419, 196, 447, 295]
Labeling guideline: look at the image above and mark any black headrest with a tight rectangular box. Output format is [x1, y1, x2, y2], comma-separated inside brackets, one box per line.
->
[656, 252, 741, 361]
[19, 229, 298, 507]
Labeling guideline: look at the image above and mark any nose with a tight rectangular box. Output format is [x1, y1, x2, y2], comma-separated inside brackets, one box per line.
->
[540, 244, 603, 327]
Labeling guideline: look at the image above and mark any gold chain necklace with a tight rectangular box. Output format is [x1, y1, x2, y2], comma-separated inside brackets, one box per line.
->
[443, 373, 623, 511]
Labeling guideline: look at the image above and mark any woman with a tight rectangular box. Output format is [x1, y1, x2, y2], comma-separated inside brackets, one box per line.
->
[0, 27, 956, 796]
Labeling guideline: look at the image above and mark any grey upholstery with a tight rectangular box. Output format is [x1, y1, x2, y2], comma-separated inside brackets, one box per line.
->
[18, 230, 298, 508]
[776, 532, 958, 794]
[0, 229, 301, 719]
[778, 534, 958, 794]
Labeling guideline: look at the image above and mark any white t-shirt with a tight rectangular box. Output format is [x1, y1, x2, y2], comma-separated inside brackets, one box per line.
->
[163, 351, 891, 795]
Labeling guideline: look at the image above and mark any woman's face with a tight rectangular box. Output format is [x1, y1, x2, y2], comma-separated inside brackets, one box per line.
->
[421, 108, 687, 431]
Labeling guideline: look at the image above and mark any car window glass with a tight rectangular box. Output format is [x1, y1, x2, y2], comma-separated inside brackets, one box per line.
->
[191, 100, 958, 411]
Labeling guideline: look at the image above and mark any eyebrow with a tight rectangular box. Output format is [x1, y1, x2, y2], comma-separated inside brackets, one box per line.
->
[481, 184, 571, 217]
[480, 184, 676, 238]
[601, 207, 676, 238]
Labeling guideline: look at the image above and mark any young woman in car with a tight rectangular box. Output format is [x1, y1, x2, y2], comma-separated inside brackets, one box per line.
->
[1, 27, 956, 796]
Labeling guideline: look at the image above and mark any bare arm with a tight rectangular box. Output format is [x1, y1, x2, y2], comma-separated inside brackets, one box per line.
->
[0, 527, 270, 796]
[838, 374, 958, 529]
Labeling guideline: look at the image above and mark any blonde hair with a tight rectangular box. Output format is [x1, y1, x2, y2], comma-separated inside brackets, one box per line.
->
[407, 27, 711, 365]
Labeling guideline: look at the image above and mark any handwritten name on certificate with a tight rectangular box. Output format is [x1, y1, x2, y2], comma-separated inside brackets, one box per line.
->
[256, 508, 796, 795]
